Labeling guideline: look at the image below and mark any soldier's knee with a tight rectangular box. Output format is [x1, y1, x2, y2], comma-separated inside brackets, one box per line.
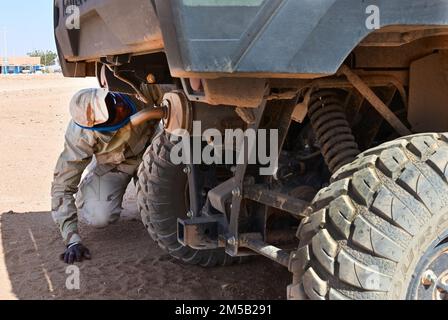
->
[76, 168, 132, 228]
[80, 200, 121, 228]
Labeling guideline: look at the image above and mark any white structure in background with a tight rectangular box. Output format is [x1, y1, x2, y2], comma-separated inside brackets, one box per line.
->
[45, 58, 62, 73]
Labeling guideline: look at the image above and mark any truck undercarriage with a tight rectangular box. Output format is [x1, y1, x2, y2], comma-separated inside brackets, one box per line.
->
[55, 0, 448, 300]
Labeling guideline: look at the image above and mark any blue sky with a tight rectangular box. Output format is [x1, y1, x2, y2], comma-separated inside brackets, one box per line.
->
[1, 0, 56, 56]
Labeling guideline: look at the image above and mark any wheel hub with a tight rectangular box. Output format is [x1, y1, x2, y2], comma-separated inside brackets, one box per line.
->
[409, 243, 448, 300]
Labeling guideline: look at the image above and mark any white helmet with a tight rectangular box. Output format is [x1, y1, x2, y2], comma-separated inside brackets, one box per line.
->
[69, 88, 110, 128]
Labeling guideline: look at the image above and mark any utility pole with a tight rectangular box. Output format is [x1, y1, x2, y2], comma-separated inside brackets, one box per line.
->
[2, 27, 7, 75]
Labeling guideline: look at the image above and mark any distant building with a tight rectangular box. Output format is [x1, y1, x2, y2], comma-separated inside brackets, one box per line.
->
[0, 56, 42, 74]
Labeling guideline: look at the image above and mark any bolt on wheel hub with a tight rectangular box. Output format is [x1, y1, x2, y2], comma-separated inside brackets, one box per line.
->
[409, 243, 448, 300]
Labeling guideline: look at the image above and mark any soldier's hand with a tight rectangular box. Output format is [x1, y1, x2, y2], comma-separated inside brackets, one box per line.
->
[60, 243, 92, 264]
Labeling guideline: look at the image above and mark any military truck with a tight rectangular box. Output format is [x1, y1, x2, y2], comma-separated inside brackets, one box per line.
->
[54, 0, 448, 300]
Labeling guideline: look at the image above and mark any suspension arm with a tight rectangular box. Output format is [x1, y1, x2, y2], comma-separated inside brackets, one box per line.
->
[339, 65, 412, 136]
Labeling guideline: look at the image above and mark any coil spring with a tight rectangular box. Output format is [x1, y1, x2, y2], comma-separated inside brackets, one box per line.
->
[308, 90, 360, 173]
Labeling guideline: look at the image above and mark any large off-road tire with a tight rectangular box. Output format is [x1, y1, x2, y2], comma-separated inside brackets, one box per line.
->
[136, 132, 239, 267]
[289, 133, 448, 300]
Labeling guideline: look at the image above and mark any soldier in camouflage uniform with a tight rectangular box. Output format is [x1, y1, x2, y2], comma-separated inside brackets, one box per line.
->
[51, 87, 160, 264]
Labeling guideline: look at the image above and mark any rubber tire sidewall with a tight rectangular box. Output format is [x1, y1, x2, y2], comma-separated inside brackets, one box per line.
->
[394, 212, 448, 299]
[136, 131, 235, 267]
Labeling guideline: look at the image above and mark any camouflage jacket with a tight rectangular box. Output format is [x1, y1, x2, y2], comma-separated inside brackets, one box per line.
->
[51, 95, 155, 245]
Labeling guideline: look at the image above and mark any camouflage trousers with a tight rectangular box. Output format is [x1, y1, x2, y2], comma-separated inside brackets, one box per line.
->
[75, 159, 133, 228]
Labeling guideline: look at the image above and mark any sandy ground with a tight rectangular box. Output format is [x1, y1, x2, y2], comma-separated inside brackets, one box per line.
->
[0, 74, 290, 300]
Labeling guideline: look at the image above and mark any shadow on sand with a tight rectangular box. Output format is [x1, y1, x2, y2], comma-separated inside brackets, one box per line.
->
[1, 211, 290, 300]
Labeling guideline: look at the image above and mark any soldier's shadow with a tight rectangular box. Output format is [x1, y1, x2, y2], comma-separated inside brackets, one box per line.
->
[0, 211, 152, 300]
[1, 211, 292, 300]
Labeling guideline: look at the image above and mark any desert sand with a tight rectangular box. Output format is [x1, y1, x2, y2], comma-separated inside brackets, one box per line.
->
[0, 74, 289, 300]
